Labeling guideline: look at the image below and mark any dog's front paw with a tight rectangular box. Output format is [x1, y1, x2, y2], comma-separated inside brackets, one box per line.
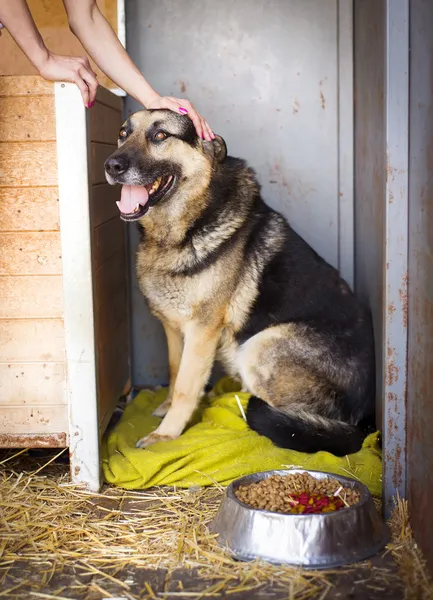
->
[136, 432, 177, 448]
[152, 397, 172, 418]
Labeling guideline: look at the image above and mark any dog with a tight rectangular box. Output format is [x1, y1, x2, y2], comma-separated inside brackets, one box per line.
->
[104, 109, 375, 456]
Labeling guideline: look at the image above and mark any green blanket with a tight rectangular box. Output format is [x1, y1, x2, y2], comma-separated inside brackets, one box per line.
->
[102, 377, 382, 496]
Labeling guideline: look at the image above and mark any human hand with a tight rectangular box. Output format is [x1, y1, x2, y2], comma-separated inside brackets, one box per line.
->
[146, 94, 214, 141]
[38, 52, 98, 107]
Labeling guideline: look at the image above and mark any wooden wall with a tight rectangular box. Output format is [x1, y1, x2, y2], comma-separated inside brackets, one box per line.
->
[0, 0, 119, 92]
[0, 76, 67, 444]
[89, 87, 130, 434]
[0, 76, 128, 452]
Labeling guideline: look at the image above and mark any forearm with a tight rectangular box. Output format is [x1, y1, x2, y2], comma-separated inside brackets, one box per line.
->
[0, 0, 49, 70]
[63, 0, 158, 106]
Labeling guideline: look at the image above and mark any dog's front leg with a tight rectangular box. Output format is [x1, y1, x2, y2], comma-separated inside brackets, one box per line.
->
[152, 322, 183, 417]
[136, 321, 220, 447]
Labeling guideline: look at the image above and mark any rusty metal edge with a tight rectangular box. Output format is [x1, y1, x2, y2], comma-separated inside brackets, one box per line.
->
[0, 433, 68, 448]
[382, 0, 409, 516]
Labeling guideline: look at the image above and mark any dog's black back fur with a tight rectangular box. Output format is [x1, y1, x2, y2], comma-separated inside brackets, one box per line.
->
[198, 155, 376, 456]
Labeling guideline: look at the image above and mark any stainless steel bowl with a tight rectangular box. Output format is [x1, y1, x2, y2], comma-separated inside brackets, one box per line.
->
[210, 469, 389, 568]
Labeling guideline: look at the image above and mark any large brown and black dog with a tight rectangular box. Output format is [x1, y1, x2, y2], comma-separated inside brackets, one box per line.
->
[105, 109, 375, 456]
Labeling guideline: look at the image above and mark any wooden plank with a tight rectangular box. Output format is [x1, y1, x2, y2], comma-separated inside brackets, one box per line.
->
[95, 286, 127, 351]
[95, 85, 123, 111]
[93, 217, 125, 270]
[91, 142, 117, 185]
[91, 101, 122, 144]
[0, 432, 67, 448]
[0, 319, 65, 362]
[91, 183, 121, 228]
[55, 81, 100, 491]
[0, 405, 67, 434]
[94, 250, 127, 309]
[0, 187, 60, 231]
[0, 76, 53, 97]
[97, 318, 130, 431]
[0, 276, 63, 318]
[0, 96, 56, 142]
[0, 142, 58, 187]
[0, 362, 66, 405]
[0, 232, 62, 275]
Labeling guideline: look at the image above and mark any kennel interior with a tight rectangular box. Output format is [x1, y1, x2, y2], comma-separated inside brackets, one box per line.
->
[0, 0, 432, 573]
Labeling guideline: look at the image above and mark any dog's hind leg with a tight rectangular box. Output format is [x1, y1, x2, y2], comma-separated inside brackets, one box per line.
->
[152, 322, 184, 417]
[136, 321, 221, 448]
[237, 325, 366, 456]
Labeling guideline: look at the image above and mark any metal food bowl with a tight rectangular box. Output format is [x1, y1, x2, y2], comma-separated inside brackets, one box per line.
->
[210, 469, 390, 569]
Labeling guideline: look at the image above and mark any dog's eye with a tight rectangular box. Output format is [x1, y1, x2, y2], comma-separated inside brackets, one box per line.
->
[154, 131, 168, 141]
[119, 128, 128, 139]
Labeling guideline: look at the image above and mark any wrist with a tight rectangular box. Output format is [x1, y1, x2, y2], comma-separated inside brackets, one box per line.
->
[32, 45, 51, 74]
[140, 87, 160, 108]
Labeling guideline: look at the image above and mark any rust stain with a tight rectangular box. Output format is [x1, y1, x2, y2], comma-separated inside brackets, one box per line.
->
[399, 271, 408, 330]
[178, 80, 187, 94]
[386, 147, 393, 184]
[292, 99, 300, 114]
[386, 343, 400, 386]
[0, 433, 67, 448]
[392, 445, 403, 488]
[319, 79, 326, 110]
[388, 302, 396, 316]
[387, 392, 399, 438]
[384, 446, 403, 490]
[74, 466, 81, 476]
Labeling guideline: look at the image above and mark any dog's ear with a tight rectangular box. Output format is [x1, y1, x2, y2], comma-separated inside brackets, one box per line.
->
[212, 135, 227, 163]
[202, 135, 227, 166]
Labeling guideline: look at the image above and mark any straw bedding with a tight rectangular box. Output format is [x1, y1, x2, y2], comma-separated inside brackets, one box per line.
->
[0, 449, 431, 599]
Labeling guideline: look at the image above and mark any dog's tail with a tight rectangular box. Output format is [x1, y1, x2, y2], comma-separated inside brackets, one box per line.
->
[246, 396, 366, 457]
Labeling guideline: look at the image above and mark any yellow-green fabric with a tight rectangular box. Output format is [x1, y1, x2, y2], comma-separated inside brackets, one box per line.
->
[102, 377, 382, 496]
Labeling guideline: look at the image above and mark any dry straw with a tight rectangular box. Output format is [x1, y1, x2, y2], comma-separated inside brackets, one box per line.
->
[387, 494, 433, 600]
[0, 450, 431, 599]
[0, 450, 336, 599]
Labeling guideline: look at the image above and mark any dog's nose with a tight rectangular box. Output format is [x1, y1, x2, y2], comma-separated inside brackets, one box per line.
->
[105, 155, 129, 177]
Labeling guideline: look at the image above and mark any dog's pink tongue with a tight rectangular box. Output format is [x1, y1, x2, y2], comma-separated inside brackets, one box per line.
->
[117, 185, 149, 214]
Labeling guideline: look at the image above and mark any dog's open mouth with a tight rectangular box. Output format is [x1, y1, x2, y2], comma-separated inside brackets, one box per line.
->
[116, 175, 174, 221]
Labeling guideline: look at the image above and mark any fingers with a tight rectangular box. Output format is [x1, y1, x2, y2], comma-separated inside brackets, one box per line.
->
[79, 65, 98, 106]
[203, 119, 215, 142]
[178, 100, 206, 140]
[150, 95, 215, 141]
[73, 74, 90, 107]
[178, 100, 215, 141]
[79, 56, 97, 77]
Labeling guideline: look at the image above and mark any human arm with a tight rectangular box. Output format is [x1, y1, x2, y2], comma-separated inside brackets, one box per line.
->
[0, 0, 98, 106]
[62, 0, 214, 140]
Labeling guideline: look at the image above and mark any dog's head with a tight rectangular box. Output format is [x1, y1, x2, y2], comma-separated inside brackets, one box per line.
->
[104, 109, 227, 222]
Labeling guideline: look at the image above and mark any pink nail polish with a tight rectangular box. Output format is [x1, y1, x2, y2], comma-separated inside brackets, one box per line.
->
[87, 103, 91, 108]
[179, 107, 188, 114]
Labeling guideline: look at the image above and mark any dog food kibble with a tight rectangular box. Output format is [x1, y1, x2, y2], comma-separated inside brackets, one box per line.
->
[235, 472, 361, 514]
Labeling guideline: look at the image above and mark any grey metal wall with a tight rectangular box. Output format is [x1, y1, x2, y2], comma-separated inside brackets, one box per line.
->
[354, 0, 408, 514]
[407, 0, 433, 573]
[125, 0, 354, 386]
